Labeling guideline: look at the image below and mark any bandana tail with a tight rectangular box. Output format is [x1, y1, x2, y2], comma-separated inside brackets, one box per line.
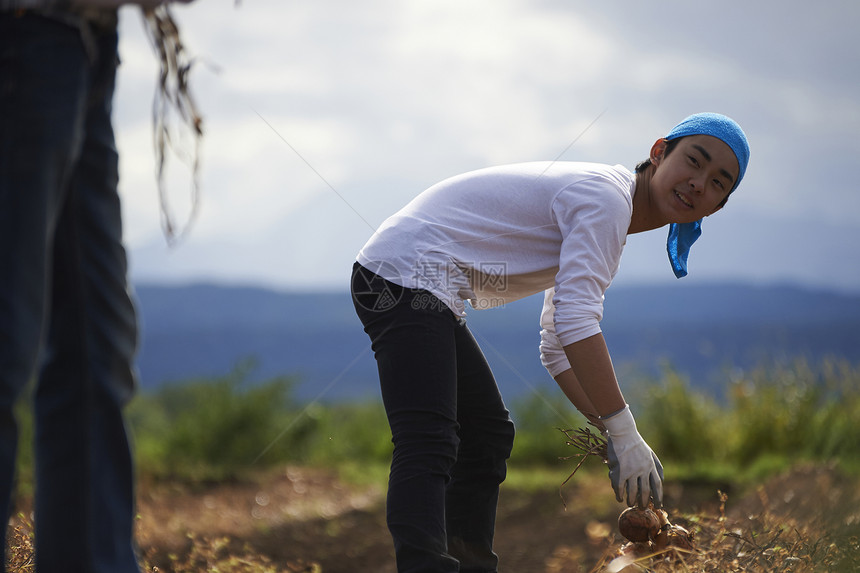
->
[667, 220, 702, 279]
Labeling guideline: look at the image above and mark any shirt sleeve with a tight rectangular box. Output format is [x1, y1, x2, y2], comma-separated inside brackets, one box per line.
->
[539, 287, 573, 377]
[550, 173, 631, 347]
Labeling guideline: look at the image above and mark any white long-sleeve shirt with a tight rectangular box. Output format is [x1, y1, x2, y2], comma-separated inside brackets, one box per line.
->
[357, 161, 635, 363]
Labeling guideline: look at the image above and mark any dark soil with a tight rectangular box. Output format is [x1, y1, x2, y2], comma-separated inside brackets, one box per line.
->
[131, 463, 860, 572]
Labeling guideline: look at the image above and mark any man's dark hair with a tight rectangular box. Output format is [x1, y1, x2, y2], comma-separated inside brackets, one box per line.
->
[634, 137, 681, 173]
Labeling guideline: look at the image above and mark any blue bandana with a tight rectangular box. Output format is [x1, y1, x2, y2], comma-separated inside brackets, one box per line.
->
[664, 112, 750, 278]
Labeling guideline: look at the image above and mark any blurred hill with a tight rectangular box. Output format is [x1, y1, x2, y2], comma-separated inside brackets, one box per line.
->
[134, 283, 860, 402]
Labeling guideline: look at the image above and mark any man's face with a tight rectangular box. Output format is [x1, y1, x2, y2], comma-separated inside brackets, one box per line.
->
[649, 134, 739, 225]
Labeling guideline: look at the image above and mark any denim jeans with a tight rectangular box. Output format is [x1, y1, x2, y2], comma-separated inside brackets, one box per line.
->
[352, 262, 516, 573]
[0, 12, 140, 573]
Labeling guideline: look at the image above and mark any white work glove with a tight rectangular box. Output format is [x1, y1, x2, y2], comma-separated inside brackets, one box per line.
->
[602, 404, 664, 508]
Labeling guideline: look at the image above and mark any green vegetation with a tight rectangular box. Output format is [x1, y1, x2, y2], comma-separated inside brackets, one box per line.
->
[126, 361, 394, 481]
[634, 359, 860, 483]
[9, 359, 860, 486]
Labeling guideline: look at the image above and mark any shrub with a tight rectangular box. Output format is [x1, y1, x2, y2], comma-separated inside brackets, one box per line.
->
[728, 359, 860, 464]
[127, 362, 313, 479]
[300, 401, 393, 465]
[509, 388, 586, 465]
[635, 366, 726, 464]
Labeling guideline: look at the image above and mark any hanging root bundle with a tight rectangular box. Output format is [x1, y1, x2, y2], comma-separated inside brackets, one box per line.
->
[557, 424, 608, 508]
[142, 5, 204, 245]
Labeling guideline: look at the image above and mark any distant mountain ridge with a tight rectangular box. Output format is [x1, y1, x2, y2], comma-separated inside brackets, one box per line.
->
[133, 283, 860, 402]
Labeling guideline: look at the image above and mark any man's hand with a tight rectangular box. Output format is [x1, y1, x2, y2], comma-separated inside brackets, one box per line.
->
[602, 404, 664, 508]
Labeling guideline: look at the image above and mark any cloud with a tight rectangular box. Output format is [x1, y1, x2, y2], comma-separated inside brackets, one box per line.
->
[115, 1, 860, 293]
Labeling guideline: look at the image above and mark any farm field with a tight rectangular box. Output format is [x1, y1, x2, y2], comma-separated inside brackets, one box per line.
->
[135, 463, 860, 571]
[11, 462, 857, 572]
[7, 360, 860, 571]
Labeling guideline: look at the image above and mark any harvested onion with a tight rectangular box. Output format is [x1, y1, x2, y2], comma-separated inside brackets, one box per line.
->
[617, 507, 660, 542]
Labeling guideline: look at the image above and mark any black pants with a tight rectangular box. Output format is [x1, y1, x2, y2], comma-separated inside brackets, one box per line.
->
[351, 262, 515, 573]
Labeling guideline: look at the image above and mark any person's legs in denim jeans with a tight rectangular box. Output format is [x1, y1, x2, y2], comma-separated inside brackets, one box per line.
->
[352, 263, 515, 573]
[0, 13, 139, 573]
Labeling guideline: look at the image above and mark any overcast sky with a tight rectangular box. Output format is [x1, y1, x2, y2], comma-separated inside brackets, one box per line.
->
[112, 1, 860, 294]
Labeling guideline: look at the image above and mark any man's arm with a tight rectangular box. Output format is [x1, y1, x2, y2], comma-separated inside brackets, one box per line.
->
[561, 332, 625, 417]
[562, 332, 663, 508]
[553, 368, 603, 430]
